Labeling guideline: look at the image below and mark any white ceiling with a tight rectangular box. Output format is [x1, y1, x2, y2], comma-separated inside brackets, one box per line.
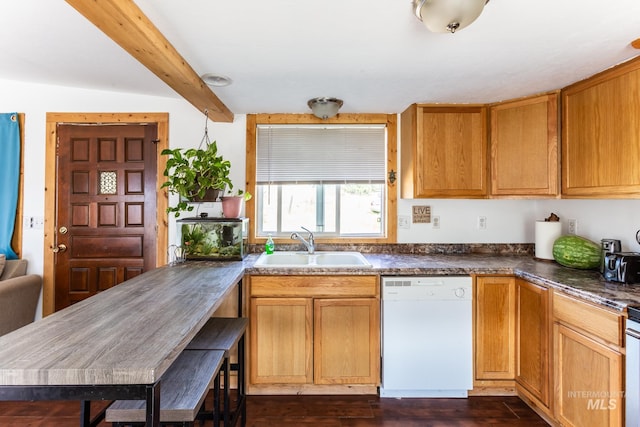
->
[2, 1, 640, 116]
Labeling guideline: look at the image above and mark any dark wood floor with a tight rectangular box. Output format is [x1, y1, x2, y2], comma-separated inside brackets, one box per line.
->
[0, 392, 550, 427]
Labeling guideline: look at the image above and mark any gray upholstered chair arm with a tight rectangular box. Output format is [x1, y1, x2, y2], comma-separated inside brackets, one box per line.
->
[0, 274, 42, 336]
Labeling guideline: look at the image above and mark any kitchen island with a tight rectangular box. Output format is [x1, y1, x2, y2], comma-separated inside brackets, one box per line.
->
[0, 261, 244, 426]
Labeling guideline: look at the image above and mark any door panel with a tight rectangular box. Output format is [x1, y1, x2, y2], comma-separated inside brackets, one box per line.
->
[55, 124, 157, 310]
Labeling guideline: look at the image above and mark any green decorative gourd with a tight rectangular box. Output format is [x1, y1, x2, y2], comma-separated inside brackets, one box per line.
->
[552, 235, 601, 270]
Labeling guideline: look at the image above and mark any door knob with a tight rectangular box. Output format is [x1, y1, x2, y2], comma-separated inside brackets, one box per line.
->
[52, 244, 67, 253]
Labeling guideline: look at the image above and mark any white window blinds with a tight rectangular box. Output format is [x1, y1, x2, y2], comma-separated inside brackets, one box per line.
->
[256, 125, 386, 184]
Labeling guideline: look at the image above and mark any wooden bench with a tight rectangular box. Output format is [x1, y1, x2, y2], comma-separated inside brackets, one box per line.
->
[105, 349, 225, 427]
[185, 317, 248, 427]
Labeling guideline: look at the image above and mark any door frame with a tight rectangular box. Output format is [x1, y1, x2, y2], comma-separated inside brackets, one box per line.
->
[44, 113, 169, 316]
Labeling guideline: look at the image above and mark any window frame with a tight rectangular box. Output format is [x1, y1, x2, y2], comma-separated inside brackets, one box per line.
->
[246, 113, 397, 245]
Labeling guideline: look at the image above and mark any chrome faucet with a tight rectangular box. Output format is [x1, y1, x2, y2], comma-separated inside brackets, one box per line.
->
[291, 226, 315, 254]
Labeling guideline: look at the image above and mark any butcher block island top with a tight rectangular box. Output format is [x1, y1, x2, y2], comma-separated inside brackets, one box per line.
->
[0, 261, 243, 386]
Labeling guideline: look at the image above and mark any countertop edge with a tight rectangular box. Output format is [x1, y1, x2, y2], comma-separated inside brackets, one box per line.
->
[239, 253, 637, 313]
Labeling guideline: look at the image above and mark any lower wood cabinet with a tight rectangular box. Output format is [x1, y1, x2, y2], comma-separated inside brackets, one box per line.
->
[515, 279, 551, 415]
[314, 298, 380, 385]
[474, 276, 516, 387]
[552, 292, 624, 427]
[248, 275, 380, 393]
[250, 297, 312, 384]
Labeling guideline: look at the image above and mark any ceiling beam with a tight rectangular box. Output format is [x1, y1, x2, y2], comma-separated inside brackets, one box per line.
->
[65, 0, 234, 122]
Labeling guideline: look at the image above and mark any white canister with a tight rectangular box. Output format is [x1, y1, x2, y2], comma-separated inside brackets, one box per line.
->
[535, 221, 562, 260]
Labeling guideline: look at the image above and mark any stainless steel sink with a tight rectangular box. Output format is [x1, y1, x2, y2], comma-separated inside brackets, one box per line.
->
[253, 251, 372, 268]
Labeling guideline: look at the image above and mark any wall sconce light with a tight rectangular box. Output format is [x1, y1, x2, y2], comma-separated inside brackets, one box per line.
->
[413, 0, 489, 33]
[308, 97, 344, 120]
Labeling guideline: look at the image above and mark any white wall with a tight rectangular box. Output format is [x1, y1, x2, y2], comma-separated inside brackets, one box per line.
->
[0, 78, 245, 276]
[535, 199, 640, 252]
[396, 198, 538, 244]
[2, 78, 639, 278]
[396, 198, 640, 252]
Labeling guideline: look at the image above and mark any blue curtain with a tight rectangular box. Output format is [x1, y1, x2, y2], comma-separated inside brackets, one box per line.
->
[0, 113, 20, 260]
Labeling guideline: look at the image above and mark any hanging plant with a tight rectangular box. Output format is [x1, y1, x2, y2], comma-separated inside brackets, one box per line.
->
[161, 111, 233, 217]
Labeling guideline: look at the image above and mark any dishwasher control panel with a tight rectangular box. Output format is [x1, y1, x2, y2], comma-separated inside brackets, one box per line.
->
[382, 276, 472, 301]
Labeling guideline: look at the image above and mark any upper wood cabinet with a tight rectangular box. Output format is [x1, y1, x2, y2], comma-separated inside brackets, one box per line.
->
[562, 56, 640, 197]
[401, 104, 488, 198]
[489, 92, 559, 197]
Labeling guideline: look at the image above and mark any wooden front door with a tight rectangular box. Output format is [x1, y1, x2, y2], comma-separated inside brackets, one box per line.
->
[54, 124, 158, 310]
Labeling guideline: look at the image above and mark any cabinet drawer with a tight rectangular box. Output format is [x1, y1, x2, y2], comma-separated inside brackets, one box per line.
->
[249, 275, 379, 298]
[552, 292, 623, 347]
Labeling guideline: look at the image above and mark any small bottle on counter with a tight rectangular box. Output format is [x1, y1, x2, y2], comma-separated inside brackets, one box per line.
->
[265, 234, 275, 254]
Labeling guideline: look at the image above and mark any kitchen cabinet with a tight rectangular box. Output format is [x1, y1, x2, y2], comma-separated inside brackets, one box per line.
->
[515, 279, 552, 417]
[552, 291, 624, 427]
[474, 276, 516, 388]
[314, 298, 379, 384]
[489, 92, 559, 197]
[401, 104, 488, 198]
[248, 275, 379, 393]
[561, 55, 640, 197]
[250, 297, 312, 384]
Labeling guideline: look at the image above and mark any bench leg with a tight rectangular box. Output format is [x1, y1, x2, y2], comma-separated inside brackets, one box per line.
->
[223, 357, 230, 427]
[238, 334, 246, 427]
[213, 368, 221, 427]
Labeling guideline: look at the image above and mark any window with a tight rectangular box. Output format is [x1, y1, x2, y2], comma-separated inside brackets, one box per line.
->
[246, 114, 397, 243]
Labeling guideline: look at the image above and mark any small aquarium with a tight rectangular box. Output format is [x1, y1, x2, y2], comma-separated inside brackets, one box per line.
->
[177, 217, 248, 260]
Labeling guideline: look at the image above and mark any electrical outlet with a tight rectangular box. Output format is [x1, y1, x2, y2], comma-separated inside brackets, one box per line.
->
[32, 217, 44, 229]
[568, 219, 578, 235]
[398, 215, 410, 229]
[22, 216, 45, 229]
[477, 216, 487, 230]
[432, 216, 440, 229]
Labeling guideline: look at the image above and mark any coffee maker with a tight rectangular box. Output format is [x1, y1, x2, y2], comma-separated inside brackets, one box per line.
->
[600, 239, 621, 274]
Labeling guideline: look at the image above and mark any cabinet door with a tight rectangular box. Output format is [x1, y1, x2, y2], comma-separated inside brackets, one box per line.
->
[490, 92, 559, 197]
[562, 57, 640, 197]
[401, 104, 488, 198]
[314, 298, 380, 385]
[554, 323, 623, 427]
[250, 297, 312, 384]
[475, 276, 516, 380]
[516, 279, 550, 408]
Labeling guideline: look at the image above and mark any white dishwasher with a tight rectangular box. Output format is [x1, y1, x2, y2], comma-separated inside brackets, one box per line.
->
[380, 276, 473, 398]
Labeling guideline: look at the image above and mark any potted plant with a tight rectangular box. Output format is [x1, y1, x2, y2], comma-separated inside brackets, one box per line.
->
[161, 140, 232, 217]
[220, 189, 252, 218]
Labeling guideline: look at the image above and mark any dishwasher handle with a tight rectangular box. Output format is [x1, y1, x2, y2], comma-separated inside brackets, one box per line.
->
[627, 328, 640, 340]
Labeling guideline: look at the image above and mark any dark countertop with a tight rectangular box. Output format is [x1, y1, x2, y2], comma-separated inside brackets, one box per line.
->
[241, 253, 640, 312]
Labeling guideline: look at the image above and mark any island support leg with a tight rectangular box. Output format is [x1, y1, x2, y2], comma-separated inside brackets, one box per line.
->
[145, 381, 161, 427]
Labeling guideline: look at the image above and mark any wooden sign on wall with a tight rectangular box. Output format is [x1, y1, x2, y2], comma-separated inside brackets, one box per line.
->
[412, 205, 431, 223]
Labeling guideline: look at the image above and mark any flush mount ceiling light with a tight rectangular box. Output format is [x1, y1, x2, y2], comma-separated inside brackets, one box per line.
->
[307, 97, 344, 120]
[200, 73, 233, 87]
[413, 0, 489, 34]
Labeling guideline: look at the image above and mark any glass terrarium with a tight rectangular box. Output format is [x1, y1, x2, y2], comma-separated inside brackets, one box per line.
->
[177, 217, 248, 260]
